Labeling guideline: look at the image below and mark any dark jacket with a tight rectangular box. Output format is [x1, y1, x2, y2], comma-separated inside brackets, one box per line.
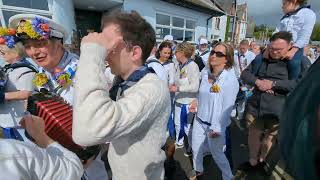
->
[241, 57, 307, 120]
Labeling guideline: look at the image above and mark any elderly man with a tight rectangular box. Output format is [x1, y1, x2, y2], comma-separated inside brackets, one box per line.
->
[240, 31, 306, 170]
[9, 14, 108, 180]
[234, 39, 256, 79]
[196, 38, 210, 66]
[73, 11, 171, 180]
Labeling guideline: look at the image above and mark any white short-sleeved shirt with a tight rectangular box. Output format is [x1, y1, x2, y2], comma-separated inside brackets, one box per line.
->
[0, 66, 35, 127]
[233, 50, 256, 79]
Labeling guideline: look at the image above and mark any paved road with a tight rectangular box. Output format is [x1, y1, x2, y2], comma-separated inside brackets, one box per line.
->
[166, 121, 270, 180]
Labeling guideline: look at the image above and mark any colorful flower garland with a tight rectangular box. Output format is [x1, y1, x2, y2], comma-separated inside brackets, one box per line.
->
[0, 28, 17, 48]
[33, 67, 72, 90]
[17, 17, 50, 40]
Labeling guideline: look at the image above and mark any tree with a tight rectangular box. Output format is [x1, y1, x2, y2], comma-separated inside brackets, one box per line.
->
[311, 23, 320, 41]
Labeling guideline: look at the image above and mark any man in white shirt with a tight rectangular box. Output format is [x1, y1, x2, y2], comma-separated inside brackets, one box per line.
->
[233, 40, 256, 79]
[196, 38, 211, 66]
[73, 11, 171, 180]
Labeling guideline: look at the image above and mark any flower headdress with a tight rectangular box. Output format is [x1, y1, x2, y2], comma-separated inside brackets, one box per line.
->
[16, 17, 50, 40]
[0, 28, 18, 48]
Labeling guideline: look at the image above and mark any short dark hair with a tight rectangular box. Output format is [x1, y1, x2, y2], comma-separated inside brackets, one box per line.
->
[270, 31, 293, 44]
[240, 39, 249, 46]
[101, 10, 155, 63]
[155, 41, 173, 60]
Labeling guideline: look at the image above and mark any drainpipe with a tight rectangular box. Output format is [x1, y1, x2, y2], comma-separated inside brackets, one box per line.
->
[231, 0, 237, 44]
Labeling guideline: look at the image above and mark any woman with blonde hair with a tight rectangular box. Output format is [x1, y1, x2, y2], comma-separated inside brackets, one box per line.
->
[169, 42, 200, 151]
[189, 43, 239, 180]
[0, 29, 36, 128]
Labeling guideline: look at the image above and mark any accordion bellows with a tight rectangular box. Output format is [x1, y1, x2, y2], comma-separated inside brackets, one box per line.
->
[27, 92, 99, 161]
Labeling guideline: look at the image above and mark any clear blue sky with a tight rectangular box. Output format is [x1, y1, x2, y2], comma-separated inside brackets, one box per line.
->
[239, 0, 320, 27]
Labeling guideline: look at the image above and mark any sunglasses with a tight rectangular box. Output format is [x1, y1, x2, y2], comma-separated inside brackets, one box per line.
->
[210, 50, 226, 58]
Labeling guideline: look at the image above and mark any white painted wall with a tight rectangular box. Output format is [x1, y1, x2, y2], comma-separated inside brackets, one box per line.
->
[211, 15, 227, 42]
[239, 22, 247, 41]
[123, 0, 213, 43]
[49, 0, 76, 44]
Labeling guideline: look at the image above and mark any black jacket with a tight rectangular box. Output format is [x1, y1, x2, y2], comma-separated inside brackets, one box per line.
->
[241, 57, 307, 120]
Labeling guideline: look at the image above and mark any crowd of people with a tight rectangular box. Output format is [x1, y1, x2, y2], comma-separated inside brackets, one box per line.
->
[0, 0, 319, 180]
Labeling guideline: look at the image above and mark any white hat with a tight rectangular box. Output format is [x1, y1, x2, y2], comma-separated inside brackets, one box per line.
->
[199, 38, 208, 45]
[8, 14, 68, 41]
[163, 35, 173, 41]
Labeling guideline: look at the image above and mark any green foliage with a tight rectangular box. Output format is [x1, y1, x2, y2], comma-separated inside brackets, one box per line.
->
[311, 23, 320, 41]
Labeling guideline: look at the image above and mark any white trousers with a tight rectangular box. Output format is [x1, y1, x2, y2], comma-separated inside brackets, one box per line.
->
[174, 103, 192, 146]
[192, 119, 233, 180]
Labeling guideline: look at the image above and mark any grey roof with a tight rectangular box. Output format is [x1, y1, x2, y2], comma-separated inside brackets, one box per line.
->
[161, 0, 225, 16]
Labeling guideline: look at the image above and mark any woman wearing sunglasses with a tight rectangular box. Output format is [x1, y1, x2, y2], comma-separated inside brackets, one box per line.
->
[189, 43, 239, 180]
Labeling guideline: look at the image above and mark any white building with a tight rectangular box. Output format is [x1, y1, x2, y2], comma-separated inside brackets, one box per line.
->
[211, 15, 227, 42]
[0, 0, 225, 46]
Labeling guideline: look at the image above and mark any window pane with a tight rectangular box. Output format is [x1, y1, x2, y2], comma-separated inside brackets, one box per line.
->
[172, 29, 183, 41]
[186, 20, 195, 29]
[185, 31, 194, 41]
[156, 14, 170, 26]
[3, 0, 49, 10]
[172, 17, 184, 28]
[2, 10, 51, 25]
[156, 27, 170, 39]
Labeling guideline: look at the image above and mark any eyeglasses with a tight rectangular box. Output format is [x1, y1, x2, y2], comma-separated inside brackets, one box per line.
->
[210, 50, 226, 58]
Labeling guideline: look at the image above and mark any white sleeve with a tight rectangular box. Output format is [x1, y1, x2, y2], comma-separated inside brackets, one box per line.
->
[293, 10, 316, 48]
[0, 140, 83, 180]
[168, 63, 176, 85]
[73, 43, 170, 145]
[41, 142, 84, 179]
[209, 76, 239, 133]
[178, 63, 200, 92]
[15, 68, 35, 91]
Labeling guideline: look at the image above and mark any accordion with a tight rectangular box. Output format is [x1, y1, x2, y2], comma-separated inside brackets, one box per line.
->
[27, 91, 100, 161]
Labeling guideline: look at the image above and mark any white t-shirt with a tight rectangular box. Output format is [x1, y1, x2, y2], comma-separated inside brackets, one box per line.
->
[0, 67, 35, 127]
[233, 50, 256, 78]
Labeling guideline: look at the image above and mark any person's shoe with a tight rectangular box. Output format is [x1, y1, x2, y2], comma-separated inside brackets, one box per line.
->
[175, 143, 184, 149]
[184, 150, 192, 157]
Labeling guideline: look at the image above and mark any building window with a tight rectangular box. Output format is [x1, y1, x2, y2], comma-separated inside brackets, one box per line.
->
[0, 0, 52, 27]
[215, 17, 220, 30]
[155, 13, 195, 42]
[3, 0, 49, 10]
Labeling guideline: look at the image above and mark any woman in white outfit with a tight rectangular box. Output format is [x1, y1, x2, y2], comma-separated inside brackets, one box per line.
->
[156, 41, 176, 86]
[189, 43, 239, 180]
[169, 42, 200, 148]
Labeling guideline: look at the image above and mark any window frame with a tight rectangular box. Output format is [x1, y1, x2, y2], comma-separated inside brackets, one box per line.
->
[155, 12, 196, 43]
[0, 0, 52, 27]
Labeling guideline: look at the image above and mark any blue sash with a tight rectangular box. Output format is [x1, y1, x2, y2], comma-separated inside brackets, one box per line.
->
[178, 104, 188, 140]
[167, 111, 175, 138]
[109, 66, 155, 101]
[0, 127, 23, 141]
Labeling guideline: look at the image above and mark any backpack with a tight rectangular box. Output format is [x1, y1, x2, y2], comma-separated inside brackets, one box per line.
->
[194, 54, 205, 71]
